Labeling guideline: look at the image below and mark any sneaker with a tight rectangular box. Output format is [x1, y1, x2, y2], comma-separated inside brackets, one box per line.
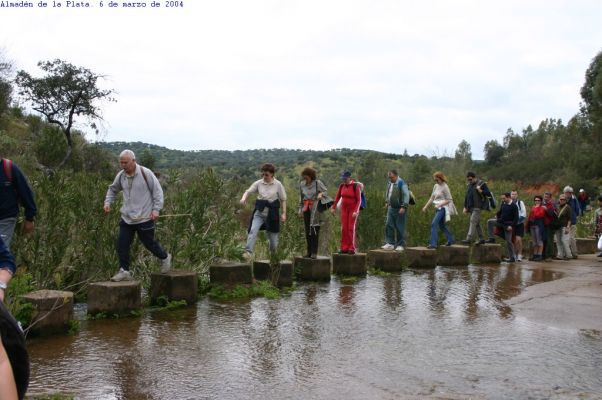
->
[310, 253, 317, 259]
[517, 254, 523, 262]
[111, 269, 133, 282]
[381, 244, 395, 250]
[597, 253, 602, 257]
[426, 245, 437, 249]
[242, 251, 253, 261]
[160, 253, 172, 273]
[475, 240, 486, 246]
[460, 240, 471, 245]
[347, 250, 356, 255]
[395, 246, 404, 251]
[502, 257, 516, 263]
[485, 238, 496, 244]
[446, 241, 455, 246]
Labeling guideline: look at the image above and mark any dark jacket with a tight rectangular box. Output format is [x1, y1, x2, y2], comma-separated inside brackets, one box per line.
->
[464, 180, 491, 211]
[566, 197, 579, 225]
[386, 178, 409, 209]
[248, 199, 281, 234]
[496, 201, 519, 227]
[0, 159, 37, 221]
[0, 293, 30, 400]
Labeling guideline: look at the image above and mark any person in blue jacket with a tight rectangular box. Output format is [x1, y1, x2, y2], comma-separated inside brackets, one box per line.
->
[0, 158, 37, 302]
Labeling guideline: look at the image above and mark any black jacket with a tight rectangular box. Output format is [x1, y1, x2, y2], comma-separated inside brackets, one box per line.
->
[248, 199, 281, 233]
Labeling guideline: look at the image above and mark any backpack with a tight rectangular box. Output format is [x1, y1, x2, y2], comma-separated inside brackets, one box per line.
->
[477, 180, 496, 210]
[407, 183, 416, 205]
[2, 158, 14, 183]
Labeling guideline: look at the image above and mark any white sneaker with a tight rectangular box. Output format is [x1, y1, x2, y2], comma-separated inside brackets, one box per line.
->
[242, 251, 253, 261]
[161, 253, 172, 273]
[381, 244, 395, 250]
[111, 269, 133, 282]
[395, 246, 404, 251]
[517, 254, 523, 262]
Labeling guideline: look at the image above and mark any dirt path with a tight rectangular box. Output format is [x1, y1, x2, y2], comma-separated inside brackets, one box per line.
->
[506, 254, 602, 330]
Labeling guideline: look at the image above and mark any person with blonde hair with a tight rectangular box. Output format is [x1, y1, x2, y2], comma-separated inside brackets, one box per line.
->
[422, 171, 457, 248]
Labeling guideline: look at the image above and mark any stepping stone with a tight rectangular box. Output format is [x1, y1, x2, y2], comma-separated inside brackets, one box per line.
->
[209, 262, 252, 285]
[471, 243, 502, 264]
[367, 249, 403, 271]
[253, 260, 293, 287]
[21, 290, 74, 336]
[332, 253, 367, 276]
[437, 245, 470, 266]
[403, 247, 437, 268]
[88, 281, 141, 316]
[576, 238, 598, 254]
[294, 256, 331, 281]
[150, 270, 198, 306]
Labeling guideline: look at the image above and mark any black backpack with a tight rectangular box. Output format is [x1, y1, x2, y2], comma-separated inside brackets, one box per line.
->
[0, 300, 29, 399]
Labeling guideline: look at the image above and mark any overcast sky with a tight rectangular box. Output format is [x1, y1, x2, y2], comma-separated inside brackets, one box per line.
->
[1, 0, 601, 158]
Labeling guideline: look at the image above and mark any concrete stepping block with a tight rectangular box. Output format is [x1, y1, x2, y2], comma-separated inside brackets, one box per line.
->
[403, 247, 437, 268]
[88, 281, 141, 316]
[21, 290, 74, 336]
[576, 238, 598, 254]
[436, 245, 470, 266]
[294, 256, 331, 281]
[367, 249, 403, 271]
[150, 270, 198, 305]
[253, 260, 293, 287]
[209, 262, 252, 285]
[471, 243, 502, 264]
[332, 253, 367, 276]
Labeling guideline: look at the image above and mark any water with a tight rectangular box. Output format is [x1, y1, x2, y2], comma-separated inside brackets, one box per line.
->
[27, 264, 602, 399]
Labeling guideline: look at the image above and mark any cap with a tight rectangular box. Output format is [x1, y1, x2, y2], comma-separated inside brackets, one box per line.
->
[579, 188, 585, 193]
[340, 170, 352, 180]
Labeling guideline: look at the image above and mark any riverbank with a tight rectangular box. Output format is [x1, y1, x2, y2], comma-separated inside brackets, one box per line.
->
[507, 254, 602, 331]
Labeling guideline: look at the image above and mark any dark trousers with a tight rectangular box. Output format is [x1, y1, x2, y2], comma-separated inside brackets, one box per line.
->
[118, 219, 167, 271]
[303, 210, 320, 256]
[543, 225, 554, 259]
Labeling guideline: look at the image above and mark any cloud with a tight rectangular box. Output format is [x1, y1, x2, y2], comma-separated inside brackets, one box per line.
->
[1, 0, 601, 158]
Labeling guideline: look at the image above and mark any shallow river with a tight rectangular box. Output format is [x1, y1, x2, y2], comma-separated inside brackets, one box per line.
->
[27, 264, 602, 399]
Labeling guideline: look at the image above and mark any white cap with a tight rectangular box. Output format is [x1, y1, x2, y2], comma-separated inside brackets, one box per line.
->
[579, 188, 585, 192]
[563, 186, 573, 193]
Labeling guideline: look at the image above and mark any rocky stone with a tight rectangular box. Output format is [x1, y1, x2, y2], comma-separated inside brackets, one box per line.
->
[436, 245, 470, 266]
[576, 238, 598, 254]
[21, 290, 74, 336]
[332, 253, 367, 275]
[209, 262, 252, 285]
[253, 260, 293, 287]
[294, 256, 331, 281]
[88, 281, 141, 316]
[471, 243, 502, 264]
[367, 250, 403, 271]
[150, 271, 198, 306]
[403, 247, 438, 268]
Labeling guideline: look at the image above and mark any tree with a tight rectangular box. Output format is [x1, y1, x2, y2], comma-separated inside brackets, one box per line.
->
[0, 48, 13, 115]
[454, 140, 472, 162]
[483, 139, 505, 166]
[15, 59, 116, 168]
[139, 147, 157, 171]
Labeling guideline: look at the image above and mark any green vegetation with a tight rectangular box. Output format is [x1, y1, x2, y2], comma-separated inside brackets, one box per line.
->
[67, 319, 80, 335]
[154, 295, 188, 310]
[1, 49, 601, 312]
[368, 268, 394, 277]
[208, 281, 282, 300]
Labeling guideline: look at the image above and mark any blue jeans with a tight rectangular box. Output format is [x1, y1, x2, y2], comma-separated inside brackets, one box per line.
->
[0, 217, 17, 248]
[430, 208, 454, 246]
[385, 207, 406, 247]
[0, 236, 16, 275]
[245, 210, 278, 253]
[118, 219, 168, 271]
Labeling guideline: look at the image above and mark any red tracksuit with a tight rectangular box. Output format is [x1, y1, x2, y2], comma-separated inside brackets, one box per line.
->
[332, 181, 361, 252]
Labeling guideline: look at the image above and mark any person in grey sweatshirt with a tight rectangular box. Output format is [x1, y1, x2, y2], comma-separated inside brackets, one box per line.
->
[103, 150, 171, 282]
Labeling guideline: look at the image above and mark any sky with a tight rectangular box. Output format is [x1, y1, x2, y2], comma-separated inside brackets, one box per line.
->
[1, 0, 601, 158]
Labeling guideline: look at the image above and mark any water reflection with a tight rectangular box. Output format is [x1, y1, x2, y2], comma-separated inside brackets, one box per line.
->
[27, 264, 601, 400]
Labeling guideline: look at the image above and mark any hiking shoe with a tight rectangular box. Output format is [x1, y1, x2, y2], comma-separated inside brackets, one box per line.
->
[446, 241, 455, 246]
[310, 253, 317, 259]
[395, 246, 404, 251]
[381, 244, 395, 250]
[161, 253, 172, 273]
[111, 269, 133, 282]
[475, 239, 486, 246]
[486, 238, 496, 244]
